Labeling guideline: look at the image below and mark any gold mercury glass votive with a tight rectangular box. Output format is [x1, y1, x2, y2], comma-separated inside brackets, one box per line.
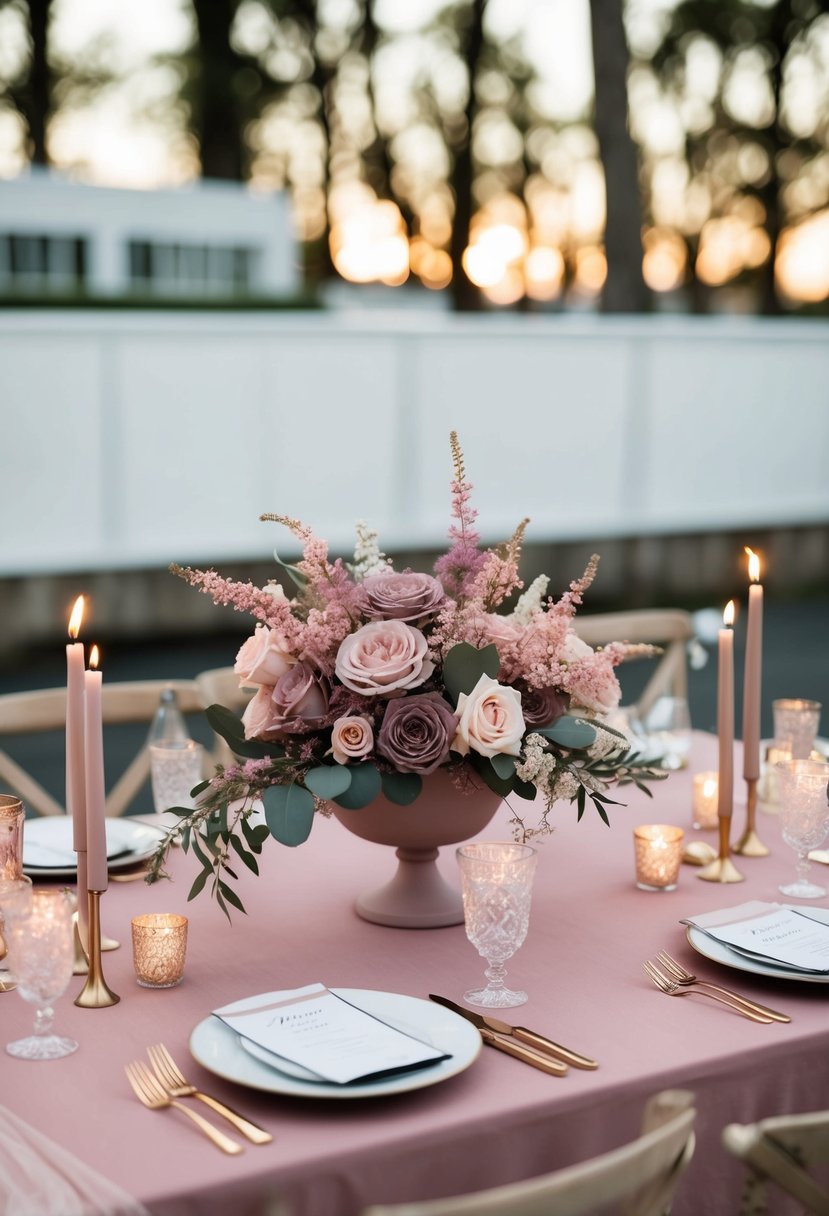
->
[131, 914, 188, 988]
[692, 772, 719, 830]
[634, 825, 684, 892]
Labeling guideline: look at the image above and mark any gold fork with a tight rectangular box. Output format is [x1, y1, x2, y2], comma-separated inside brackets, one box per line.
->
[125, 1061, 244, 1154]
[643, 960, 774, 1022]
[656, 952, 791, 1023]
[147, 1043, 273, 1145]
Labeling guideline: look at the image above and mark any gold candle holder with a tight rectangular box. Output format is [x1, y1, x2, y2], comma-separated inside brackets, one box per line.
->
[734, 777, 770, 857]
[74, 890, 120, 1008]
[692, 772, 719, 830]
[697, 816, 745, 883]
[634, 825, 684, 891]
[131, 913, 188, 988]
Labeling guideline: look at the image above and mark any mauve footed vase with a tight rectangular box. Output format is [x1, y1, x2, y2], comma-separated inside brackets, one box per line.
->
[329, 768, 504, 929]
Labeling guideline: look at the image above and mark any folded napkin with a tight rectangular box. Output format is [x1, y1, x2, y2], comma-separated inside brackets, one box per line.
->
[0, 1105, 148, 1216]
[683, 901, 829, 973]
[215, 983, 449, 1085]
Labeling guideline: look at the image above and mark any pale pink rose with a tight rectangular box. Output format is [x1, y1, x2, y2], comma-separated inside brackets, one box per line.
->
[330, 715, 374, 764]
[242, 686, 283, 739]
[235, 624, 295, 689]
[335, 621, 434, 696]
[452, 673, 525, 759]
[481, 613, 525, 648]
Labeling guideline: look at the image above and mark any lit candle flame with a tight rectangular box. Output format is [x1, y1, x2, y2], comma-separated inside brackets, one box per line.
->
[745, 546, 761, 583]
[68, 595, 85, 640]
[89, 645, 100, 670]
[723, 600, 735, 627]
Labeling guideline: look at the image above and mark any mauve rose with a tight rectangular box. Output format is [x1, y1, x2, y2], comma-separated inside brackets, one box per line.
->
[361, 571, 445, 623]
[330, 715, 374, 764]
[242, 662, 329, 739]
[377, 693, 457, 775]
[235, 625, 295, 688]
[335, 620, 434, 695]
[452, 674, 525, 759]
[513, 681, 569, 729]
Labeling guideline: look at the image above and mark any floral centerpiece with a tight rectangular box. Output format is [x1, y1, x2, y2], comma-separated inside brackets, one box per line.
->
[147, 433, 663, 917]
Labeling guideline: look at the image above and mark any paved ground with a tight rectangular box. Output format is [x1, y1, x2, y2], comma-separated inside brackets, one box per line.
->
[2, 597, 827, 814]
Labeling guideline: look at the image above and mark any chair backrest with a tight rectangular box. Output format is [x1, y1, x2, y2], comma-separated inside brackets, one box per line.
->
[362, 1089, 695, 1216]
[723, 1110, 829, 1216]
[573, 609, 695, 720]
[194, 667, 254, 766]
[0, 680, 206, 818]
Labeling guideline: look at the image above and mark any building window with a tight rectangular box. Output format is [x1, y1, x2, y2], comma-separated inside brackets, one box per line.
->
[0, 233, 87, 292]
[127, 239, 255, 297]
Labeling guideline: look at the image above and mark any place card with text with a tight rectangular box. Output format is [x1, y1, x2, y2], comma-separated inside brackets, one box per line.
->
[214, 984, 450, 1084]
[683, 902, 829, 972]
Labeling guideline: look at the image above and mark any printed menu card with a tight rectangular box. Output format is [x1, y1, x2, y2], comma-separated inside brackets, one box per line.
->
[683, 901, 829, 972]
[214, 984, 450, 1084]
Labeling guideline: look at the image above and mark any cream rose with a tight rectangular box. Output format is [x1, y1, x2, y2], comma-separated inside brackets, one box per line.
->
[330, 715, 374, 764]
[452, 674, 526, 759]
[234, 624, 295, 689]
[335, 620, 434, 695]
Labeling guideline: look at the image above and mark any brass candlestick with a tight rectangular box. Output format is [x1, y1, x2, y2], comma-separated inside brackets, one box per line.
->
[698, 816, 745, 883]
[733, 777, 770, 857]
[75, 890, 120, 1008]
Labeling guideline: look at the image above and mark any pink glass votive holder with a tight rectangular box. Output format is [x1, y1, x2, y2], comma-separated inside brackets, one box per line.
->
[634, 825, 684, 892]
[692, 773, 719, 830]
[131, 914, 188, 988]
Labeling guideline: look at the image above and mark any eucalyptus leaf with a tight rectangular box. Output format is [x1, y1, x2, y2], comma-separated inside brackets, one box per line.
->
[442, 643, 501, 706]
[380, 771, 423, 806]
[303, 765, 353, 800]
[537, 715, 597, 750]
[471, 753, 514, 796]
[187, 867, 210, 901]
[490, 753, 516, 780]
[332, 763, 382, 810]
[512, 776, 537, 801]
[272, 549, 308, 590]
[218, 880, 246, 913]
[262, 782, 315, 847]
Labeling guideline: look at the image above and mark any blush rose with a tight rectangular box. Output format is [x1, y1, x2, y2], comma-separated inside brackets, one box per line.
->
[330, 715, 374, 764]
[452, 674, 525, 759]
[335, 620, 434, 695]
[235, 624, 295, 688]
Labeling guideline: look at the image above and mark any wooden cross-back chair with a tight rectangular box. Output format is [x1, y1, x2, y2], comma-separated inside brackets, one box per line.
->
[723, 1109, 829, 1216]
[0, 680, 206, 818]
[363, 1089, 695, 1216]
[573, 609, 696, 722]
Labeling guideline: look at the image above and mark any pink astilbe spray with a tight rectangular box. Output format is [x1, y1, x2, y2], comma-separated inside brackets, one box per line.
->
[260, 514, 365, 619]
[434, 432, 488, 600]
[170, 564, 303, 646]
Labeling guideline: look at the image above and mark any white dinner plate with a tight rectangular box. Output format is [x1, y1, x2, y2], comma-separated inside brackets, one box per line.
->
[686, 905, 829, 985]
[23, 816, 164, 877]
[189, 987, 482, 1100]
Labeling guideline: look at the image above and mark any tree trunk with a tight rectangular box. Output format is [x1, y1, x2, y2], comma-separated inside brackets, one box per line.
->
[191, 0, 246, 180]
[588, 0, 649, 313]
[25, 0, 52, 165]
[448, 0, 486, 312]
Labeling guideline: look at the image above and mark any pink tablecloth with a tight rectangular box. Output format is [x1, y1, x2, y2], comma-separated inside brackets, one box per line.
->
[3, 733, 827, 1216]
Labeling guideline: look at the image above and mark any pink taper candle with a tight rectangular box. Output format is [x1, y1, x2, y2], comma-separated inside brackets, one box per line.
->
[66, 596, 86, 852]
[742, 548, 763, 783]
[84, 646, 108, 892]
[718, 601, 735, 819]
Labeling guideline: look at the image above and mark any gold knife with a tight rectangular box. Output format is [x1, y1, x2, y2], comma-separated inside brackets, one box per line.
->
[429, 994, 599, 1070]
[479, 1027, 568, 1075]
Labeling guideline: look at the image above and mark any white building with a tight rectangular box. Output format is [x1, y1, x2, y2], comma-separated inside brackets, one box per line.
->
[0, 170, 299, 299]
